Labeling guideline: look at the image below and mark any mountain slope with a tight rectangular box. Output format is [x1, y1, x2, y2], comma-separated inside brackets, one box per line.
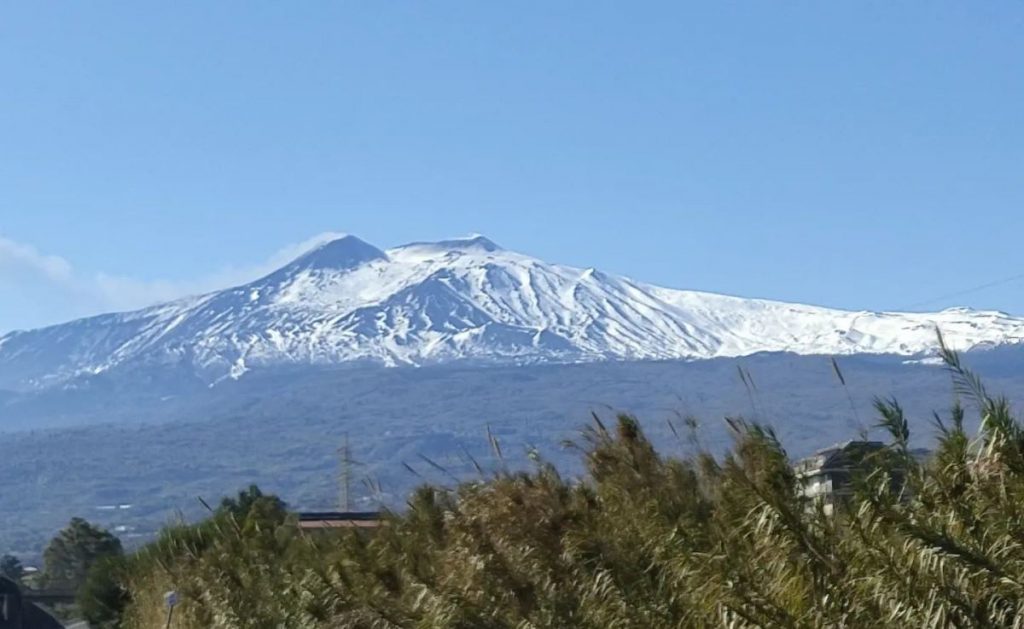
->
[2, 234, 1023, 391]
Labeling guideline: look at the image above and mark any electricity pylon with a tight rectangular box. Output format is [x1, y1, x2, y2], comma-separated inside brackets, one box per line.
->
[337, 434, 364, 512]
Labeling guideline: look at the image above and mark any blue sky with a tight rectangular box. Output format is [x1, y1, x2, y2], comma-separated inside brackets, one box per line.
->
[2, 2, 1023, 333]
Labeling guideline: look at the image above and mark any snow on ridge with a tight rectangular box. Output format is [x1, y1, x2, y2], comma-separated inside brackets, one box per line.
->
[1, 233, 1023, 390]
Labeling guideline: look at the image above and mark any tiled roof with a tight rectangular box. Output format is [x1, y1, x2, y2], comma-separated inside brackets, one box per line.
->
[297, 511, 383, 529]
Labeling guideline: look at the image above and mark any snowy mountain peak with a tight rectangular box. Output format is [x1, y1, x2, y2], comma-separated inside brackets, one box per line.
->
[442, 234, 503, 251]
[394, 234, 503, 255]
[2, 233, 1024, 391]
[280, 234, 388, 274]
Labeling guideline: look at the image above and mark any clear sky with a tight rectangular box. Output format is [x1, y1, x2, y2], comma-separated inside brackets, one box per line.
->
[2, 2, 1023, 334]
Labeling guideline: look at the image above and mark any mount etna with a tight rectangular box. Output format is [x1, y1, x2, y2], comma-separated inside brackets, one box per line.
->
[2, 234, 1023, 394]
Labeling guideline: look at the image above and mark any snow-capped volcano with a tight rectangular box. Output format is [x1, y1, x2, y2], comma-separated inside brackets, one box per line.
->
[2, 234, 1024, 391]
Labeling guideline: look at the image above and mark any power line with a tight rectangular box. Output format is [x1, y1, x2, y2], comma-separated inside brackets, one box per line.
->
[900, 271, 1024, 311]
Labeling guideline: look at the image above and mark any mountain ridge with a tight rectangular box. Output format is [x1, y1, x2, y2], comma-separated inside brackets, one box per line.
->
[2, 234, 1024, 392]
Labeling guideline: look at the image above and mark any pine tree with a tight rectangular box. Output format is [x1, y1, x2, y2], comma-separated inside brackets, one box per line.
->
[41, 518, 122, 592]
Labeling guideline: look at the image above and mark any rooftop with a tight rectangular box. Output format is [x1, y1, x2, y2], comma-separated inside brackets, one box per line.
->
[297, 511, 383, 530]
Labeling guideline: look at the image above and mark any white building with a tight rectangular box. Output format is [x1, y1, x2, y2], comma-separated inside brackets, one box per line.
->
[793, 440, 889, 515]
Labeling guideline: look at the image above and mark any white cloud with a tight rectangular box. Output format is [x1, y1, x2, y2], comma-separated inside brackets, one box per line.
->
[0, 235, 76, 284]
[0, 232, 345, 331]
[90, 232, 347, 310]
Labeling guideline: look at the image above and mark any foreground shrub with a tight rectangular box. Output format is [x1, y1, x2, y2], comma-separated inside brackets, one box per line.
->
[100, 348, 1024, 627]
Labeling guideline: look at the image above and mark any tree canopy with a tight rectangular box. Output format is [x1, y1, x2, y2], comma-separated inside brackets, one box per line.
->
[0, 554, 23, 582]
[41, 518, 122, 592]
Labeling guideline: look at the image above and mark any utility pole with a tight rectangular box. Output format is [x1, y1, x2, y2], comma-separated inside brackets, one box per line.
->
[338, 434, 350, 512]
